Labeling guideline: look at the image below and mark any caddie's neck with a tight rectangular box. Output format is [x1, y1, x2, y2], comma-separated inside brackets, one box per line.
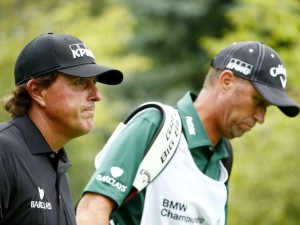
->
[193, 88, 222, 147]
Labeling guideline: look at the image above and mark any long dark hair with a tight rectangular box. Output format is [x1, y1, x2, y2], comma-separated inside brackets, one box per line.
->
[3, 72, 59, 117]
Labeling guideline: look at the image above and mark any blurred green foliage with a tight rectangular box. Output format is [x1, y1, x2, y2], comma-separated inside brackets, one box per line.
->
[1, 0, 299, 224]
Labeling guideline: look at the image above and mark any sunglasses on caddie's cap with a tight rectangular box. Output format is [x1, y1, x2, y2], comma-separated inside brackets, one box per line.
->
[211, 41, 299, 117]
[14, 33, 123, 86]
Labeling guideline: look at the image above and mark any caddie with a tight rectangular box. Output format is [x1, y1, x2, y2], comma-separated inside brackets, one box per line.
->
[76, 41, 299, 225]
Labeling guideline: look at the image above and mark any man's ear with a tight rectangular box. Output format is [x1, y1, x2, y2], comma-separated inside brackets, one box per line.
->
[26, 79, 46, 107]
[219, 70, 235, 92]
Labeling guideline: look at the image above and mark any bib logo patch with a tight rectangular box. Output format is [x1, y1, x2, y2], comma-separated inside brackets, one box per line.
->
[161, 198, 208, 224]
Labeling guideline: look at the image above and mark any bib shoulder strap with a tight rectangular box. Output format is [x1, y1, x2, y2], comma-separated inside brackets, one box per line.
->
[124, 102, 182, 202]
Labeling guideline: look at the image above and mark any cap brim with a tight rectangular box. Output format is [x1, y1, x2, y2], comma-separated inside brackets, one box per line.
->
[253, 82, 299, 117]
[58, 63, 123, 85]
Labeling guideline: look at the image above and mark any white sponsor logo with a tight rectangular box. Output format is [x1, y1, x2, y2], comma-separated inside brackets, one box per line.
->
[186, 116, 196, 136]
[31, 201, 52, 210]
[270, 64, 287, 88]
[226, 58, 253, 76]
[96, 167, 127, 192]
[96, 174, 127, 192]
[69, 43, 95, 59]
[110, 167, 124, 178]
[31, 187, 52, 210]
[38, 187, 44, 200]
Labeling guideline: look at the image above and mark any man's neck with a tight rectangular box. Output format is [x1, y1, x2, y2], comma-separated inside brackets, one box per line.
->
[193, 89, 222, 146]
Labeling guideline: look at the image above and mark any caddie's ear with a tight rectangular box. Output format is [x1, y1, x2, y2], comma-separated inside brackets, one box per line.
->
[26, 79, 46, 107]
[219, 70, 235, 92]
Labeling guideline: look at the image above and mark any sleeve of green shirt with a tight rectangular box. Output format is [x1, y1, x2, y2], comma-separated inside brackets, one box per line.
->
[83, 109, 162, 207]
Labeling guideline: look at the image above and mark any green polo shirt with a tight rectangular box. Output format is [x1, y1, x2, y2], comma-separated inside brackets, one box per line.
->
[177, 92, 229, 179]
[83, 91, 230, 225]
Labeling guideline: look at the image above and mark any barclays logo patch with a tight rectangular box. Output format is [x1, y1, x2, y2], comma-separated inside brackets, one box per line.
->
[31, 187, 52, 210]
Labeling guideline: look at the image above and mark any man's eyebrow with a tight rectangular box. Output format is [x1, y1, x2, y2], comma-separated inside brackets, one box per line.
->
[254, 94, 269, 106]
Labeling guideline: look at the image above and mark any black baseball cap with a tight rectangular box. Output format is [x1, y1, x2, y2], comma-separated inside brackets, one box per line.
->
[211, 41, 299, 117]
[14, 33, 123, 85]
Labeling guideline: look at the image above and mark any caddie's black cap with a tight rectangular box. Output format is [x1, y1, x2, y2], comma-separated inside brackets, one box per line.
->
[211, 41, 299, 117]
[14, 33, 123, 85]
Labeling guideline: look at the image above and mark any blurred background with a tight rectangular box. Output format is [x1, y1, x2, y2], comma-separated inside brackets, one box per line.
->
[1, 0, 300, 224]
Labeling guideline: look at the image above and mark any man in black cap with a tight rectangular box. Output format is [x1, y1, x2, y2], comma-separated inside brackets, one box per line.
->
[0, 33, 123, 225]
[76, 41, 299, 225]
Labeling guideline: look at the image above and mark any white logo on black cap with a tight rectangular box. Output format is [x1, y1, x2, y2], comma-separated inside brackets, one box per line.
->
[69, 43, 95, 59]
[226, 58, 253, 76]
[270, 64, 287, 88]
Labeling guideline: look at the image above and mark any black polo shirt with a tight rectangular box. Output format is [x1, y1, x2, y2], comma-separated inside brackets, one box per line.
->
[0, 115, 76, 225]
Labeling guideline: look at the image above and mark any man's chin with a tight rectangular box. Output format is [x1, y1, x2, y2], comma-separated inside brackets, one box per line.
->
[231, 129, 246, 138]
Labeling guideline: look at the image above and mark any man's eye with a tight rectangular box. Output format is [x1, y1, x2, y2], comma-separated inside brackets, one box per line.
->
[75, 78, 86, 85]
[254, 96, 269, 108]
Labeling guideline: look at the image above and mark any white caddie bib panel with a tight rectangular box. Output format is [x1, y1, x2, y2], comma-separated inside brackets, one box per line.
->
[140, 134, 228, 225]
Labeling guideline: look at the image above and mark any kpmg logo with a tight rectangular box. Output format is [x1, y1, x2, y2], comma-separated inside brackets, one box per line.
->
[226, 58, 253, 76]
[270, 64, 287, 88]
[69, 43, 95, 59]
